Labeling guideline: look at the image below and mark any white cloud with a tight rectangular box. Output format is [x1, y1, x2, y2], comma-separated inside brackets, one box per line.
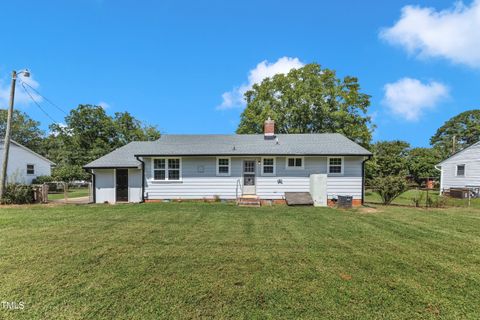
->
[383, 78, 449, 121]
[98, 101, 111, 109]
[217, 57, 304, 110]
[0, 72, 42, 109]
[380, 1, 480, 67]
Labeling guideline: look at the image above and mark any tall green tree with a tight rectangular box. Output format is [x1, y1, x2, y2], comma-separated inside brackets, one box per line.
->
[113, 112, 161, 145]
[366, 140, 410, 181]
[0, 109, 44, 152]
[430, 110, 480, 157]
[46, 104, 160, 167]
[408, 148, 442, 185]
[237, 63, 373, 147]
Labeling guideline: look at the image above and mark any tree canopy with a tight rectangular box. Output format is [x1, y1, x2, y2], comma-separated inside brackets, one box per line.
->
[366, 140, 410, 181]
[45, 105, 161, 167]
[0, 109, 44, 152]
[407, 148, 442, 185]
[236, 63, 373, 147]
[430, 110, 480, 157]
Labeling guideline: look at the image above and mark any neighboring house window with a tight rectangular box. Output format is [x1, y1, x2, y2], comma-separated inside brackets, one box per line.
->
[153, 158, 181, 181]
[328, 157, 343, 174]
[456, 164, 466, 176]
[216, 157, 231, 176]
[286, 157, 304, 169]
[26, 164, 35, 175]
[262, 157, 276, 175]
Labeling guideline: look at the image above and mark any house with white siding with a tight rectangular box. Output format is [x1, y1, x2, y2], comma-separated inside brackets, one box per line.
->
[84, 119, 372, 206]
[0, 140, 54, 184]
[436, 141, 480, 194]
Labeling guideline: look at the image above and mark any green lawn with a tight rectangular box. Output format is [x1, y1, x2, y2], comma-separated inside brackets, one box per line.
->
[48, 187, 89, 200]
[366, 189, 480, 208]
[1, 203, 480, 319]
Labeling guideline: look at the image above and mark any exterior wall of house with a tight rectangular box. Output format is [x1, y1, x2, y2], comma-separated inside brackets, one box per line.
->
[439, 143, 480, 191]
[0, 143, 52, 184]
[143, 156, 364, 200]
[93, 168, 142, 203]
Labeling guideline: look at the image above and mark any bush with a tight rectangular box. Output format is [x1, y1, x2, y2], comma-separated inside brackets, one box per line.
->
[372, 176, 408, 205]
[1, 184, 35, 204]
[32, 175, 54, 184]
[53, 165, 90, 183]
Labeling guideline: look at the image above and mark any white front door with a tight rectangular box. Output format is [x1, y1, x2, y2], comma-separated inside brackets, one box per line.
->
[243, 160, 256, 195]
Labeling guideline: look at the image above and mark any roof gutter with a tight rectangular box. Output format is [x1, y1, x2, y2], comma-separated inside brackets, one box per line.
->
[133, 153, 373, 157]
[134, 156, 146, 203]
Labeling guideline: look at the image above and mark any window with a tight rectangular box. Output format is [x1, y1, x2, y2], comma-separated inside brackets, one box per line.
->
[286, 157, 303, 169]
[153, 158, 181, 181]
[26, 164, 35, 175]
[457, 164, 465, 176]
[328, 157, 343, 174]
[217, 158, 231, 176]
[262, 157, 276, 175]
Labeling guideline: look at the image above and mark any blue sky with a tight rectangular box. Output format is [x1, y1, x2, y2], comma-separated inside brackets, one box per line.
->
[0, 0, 479, 147]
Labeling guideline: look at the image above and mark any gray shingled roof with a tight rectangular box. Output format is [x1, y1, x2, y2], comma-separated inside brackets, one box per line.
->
[84, 134, 372, 169]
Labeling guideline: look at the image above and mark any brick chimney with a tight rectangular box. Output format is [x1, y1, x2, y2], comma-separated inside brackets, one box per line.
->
[264, 117, 275, 139]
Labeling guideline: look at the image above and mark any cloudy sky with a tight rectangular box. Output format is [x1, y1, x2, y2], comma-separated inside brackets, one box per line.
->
[0, 0, 479, 146]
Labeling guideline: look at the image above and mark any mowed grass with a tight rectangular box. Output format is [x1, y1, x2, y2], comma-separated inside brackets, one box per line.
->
[1, 203, 480, 319]
[366, 189, 480, 208]
[48, 188, 89, 200]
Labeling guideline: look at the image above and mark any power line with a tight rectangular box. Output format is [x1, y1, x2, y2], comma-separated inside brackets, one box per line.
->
[20, 81, 68, 115]
[20, 83, 60, 124]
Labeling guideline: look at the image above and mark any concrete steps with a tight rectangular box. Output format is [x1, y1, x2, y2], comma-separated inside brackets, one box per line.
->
[237, 195, 261, 207]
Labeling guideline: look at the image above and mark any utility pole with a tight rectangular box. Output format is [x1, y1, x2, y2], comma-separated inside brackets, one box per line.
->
[0, 71, 17, 198]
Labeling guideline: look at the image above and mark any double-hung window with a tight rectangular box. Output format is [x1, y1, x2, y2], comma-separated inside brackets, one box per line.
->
[286, 157, 303, 169]
[217, 157, 231, 176]
[27, 164, 35, 175]
[262, 157, 276, 175]
[456, 164, 465, 176]
[153, 158, 181, 181]
[328, 157, 343, 174]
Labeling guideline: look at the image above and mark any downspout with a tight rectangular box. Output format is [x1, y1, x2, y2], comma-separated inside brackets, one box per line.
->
[135, 156, 145, 203]
[84, 168, 96, 204]
[361, 156, 372, 205]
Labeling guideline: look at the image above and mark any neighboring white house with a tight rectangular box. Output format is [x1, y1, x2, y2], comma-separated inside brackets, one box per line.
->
[436, 141, 480, 193]
[84, 119, 372, 206]
[0, 140, 55, 184]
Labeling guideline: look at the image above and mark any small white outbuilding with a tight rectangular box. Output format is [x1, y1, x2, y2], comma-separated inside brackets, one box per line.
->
[0, 140, 55, 184]
[436, 141, 480, 194]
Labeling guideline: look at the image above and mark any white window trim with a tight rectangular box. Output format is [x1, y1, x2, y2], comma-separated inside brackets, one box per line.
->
[216, 157, 231, 176]
[151, 157, 182, 182]
[26, 164, 35, 175]
[285, 157, 305, 170]
[327, 156, 344, 175]
[456, 164, 466, 177]
[261, 157, 276, 176]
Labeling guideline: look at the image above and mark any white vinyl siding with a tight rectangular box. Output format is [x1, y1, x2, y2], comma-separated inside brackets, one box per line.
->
[439, 142, 480, 191]
[143, 156, 364, 200]
[0, 143, 52, 184]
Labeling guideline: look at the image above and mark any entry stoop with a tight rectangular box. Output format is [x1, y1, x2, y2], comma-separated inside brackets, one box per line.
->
[237, 195, 261, 207]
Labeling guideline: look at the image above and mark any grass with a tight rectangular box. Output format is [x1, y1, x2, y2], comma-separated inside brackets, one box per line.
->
[365, 189, 480, 208]
[1, 203, 480, 319]
[48, 187, 89, 200]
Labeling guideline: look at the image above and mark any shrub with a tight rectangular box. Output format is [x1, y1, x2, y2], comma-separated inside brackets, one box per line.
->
[32, 175, 54, 184]
[372, 176, 408, 205]
[411, 190, 425, 207]
[1, 184, 35, 204]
